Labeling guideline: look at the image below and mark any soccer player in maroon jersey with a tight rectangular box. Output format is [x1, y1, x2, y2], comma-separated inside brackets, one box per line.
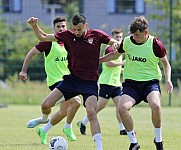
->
[27, 14, 119, 150]
[77, 28, 127, 136]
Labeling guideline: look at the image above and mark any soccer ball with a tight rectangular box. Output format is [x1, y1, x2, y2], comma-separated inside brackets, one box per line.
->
[49, 136, 68, 150]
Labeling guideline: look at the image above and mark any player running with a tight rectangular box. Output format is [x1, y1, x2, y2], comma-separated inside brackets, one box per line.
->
[77, 28, 127, 136]
[19, 16, 81, 144]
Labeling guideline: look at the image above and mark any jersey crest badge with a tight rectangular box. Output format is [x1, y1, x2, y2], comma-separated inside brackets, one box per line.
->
[88, 38, 93, 44]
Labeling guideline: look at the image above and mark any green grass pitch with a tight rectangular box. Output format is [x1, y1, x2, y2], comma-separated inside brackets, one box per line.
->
[0, 105, 180, 150]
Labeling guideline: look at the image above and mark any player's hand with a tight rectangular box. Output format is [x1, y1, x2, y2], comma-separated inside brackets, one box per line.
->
[27, 17, 38, 27]
[166, 80, 173, 93]
[112, 42, 120, 50]
[19, 71, 27, 81]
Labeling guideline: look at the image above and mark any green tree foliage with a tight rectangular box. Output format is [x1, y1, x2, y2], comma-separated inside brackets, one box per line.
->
[64, 0, 80, 28]
[146, 0, 181, 87]
[0, 16, 50, 81]
[0, 18, 10, 79]
[0, 1, 82, 81]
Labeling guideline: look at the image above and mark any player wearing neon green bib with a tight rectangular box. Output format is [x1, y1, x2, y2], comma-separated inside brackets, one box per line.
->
[99, 46, 123, 86]
[100, 16, 173, 150]
[78, 28, 127, 136]
[123, 35, 162, 81]
[44, 41, 69, 87]
[19, 16, 80, 145]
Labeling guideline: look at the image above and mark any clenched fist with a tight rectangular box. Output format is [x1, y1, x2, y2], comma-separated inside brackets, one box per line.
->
[27, 17, 38, 27]
[19, 71, 27, 81]
[112, 42, 120, 50]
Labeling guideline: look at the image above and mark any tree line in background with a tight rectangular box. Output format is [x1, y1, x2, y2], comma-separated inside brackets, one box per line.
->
[0, 0, 180, 87]
[0, 0, 80, 82]
[146, 0, 181, 87]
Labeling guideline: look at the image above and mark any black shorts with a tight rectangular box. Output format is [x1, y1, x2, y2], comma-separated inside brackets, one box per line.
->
[49, 81, 62, 91]
[121, 79, 161, 105]
[99, 84, 121, 99]
[56, 74, 98, 106]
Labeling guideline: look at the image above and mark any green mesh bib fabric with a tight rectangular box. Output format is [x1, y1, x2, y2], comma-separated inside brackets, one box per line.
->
[123, 35, 162, 81]
[98, 54, 122, 86]
[44, 42, 69, 86]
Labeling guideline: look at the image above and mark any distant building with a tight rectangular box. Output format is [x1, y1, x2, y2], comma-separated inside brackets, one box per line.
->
[1, 0, 163, 35]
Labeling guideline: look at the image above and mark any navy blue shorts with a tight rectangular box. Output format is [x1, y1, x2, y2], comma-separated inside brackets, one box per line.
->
[99, 84, 121, 99]
[121, 79, 161, 105]
[49, 81, 61, 91]
[56, 74, 98, 106]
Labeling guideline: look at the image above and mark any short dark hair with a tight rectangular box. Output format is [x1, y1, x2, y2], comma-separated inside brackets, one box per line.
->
[53, 16, 66, 26]
[129, 16, 148, 33]
[111, 28, 123, 36]
[72, 14, 86, 25]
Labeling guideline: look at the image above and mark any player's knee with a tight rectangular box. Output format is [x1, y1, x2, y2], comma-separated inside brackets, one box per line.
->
[75, 97, 81, 107]
[151, 103, 161, 112]
[86, 108, 96, 121]
[118, 104, 128, 114]
[71, 98, 81, 108]
[41, 100, 51, 110]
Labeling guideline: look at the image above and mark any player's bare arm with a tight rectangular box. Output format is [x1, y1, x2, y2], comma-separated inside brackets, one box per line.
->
[106, 59, 126, 67]
[159, 56, 173, 93]
[99, 51, 121, 64]
[106, 60, 125, 67]
[27, 17, 57, 42]
[19, 47, 40, 80]
[107, 38, 121, 50]
[99, 37, 122, 64]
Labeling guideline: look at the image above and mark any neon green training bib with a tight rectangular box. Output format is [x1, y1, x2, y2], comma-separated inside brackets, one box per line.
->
[123, 35, 162, 81]
[99, 48, 123, 86]
[44, 42, 69, 86]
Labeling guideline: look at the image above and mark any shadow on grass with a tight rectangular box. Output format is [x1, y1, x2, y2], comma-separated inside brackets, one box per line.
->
[0, 143, 42, 146]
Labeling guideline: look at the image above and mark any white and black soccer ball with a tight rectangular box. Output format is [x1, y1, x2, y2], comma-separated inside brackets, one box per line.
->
[49, 136, 68, 150]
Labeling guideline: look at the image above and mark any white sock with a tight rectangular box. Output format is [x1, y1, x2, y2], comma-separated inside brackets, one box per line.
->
[93, 133, 103, 150]
[154, 127, 162, 142]
[119, 123, 125, 131]
[64, 122, 72, 128]
[82, 116, 89, 126]
[42, 121, 53, 133]
[42, 114, 49, 122]
[127, 130, 137, 143]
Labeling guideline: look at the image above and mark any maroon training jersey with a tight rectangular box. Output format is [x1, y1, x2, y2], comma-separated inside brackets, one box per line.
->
[105, 45, 116, 55]
[35, 41, 64, 57]
[55, 29, 111, 81]
[118, 35, 167, 58]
